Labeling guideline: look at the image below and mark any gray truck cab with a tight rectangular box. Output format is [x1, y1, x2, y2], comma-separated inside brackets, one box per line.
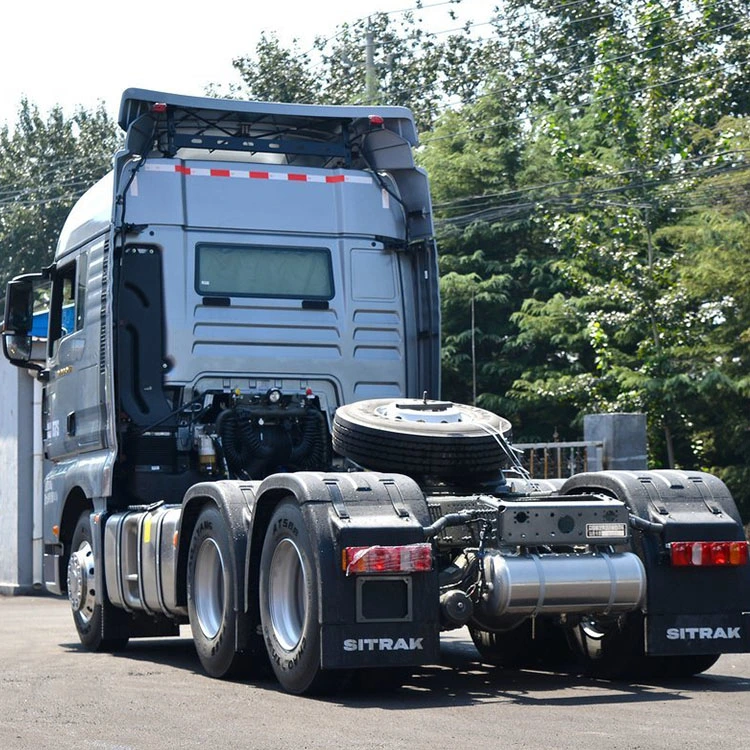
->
[3, 89, 439, 594]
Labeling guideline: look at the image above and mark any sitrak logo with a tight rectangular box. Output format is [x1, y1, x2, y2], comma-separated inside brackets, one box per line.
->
[343, 637, 424, 652]
[666, 626, 741, 641]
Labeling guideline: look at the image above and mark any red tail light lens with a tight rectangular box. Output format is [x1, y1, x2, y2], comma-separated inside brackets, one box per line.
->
[342, 543, 432, 575]
[669, 541, 749, 567]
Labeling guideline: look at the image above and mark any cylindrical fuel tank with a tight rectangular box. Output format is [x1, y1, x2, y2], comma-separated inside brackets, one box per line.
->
[104, 506, 184, 617]
[479, 551, 646, 620]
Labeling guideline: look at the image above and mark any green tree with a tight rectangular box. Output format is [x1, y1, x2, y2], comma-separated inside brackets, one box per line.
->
[212, 32, 322, 104]
[220, 9, 495, 131]
[421, 76, 572, 437]
[502, 0, 750, 515]
[652, 115, 750, 513]
[0, 100, 119, 285]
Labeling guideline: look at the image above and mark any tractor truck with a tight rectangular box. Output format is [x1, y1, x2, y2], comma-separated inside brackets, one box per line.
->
[2, 89, 749, 694]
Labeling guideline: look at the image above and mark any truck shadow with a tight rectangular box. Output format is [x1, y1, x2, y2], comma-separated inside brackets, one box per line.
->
[62, 635, 202, 674]
[338, 638, 750, 709]
[60, 635, 750, 708]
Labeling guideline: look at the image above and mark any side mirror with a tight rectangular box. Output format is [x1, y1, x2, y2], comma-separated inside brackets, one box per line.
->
[2, 273, 45, 372]
[3, 332, 33, 362]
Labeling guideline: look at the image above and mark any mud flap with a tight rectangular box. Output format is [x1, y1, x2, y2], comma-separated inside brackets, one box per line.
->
[321, 623, 440, 669]
[647, 611, 750, 655]
[255, 471, 441, 671]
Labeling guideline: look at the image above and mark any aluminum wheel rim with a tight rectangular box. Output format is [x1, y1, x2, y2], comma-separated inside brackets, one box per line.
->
[268, 538, 307, 651]
[67, 540, 96, 624]
[194, 538, 225, 639]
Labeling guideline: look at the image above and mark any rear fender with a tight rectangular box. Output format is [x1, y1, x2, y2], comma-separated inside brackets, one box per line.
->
[560, 469, 744, 531]
[560, 470, 750, 655]
[250, 471, 440, 669]
[177, 480, 260, 649]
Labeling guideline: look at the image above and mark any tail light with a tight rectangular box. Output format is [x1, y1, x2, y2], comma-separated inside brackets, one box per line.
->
[342, 543, 432, 575]
[669, 541, 749, 567]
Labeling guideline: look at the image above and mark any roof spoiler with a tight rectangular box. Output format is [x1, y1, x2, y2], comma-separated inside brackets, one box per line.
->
[117, 88, 419, 165]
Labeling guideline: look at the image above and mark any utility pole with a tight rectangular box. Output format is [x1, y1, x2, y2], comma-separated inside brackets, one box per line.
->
[471, 290, 477, 406]
[365, 18, 378, 104]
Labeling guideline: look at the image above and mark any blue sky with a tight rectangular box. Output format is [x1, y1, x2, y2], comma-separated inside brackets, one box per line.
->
[1, 0, 497, 128]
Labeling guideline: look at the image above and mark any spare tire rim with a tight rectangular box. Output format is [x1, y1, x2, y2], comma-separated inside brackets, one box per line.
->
[376, 400, 465, 424]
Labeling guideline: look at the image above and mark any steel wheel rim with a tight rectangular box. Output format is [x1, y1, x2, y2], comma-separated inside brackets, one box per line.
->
[268, 538, 307, 651]
[579, 617, 610, 660]
[194, 538, 225, 639]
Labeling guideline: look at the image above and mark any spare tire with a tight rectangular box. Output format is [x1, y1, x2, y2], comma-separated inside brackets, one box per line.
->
[332, 398, 512, 478]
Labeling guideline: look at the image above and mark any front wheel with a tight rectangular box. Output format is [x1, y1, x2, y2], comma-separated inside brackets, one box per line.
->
[67, 511, 128, 652]
[259, 499, 340, 694]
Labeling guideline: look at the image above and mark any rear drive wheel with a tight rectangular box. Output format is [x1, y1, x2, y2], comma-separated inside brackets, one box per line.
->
[68, 511, 129, 652]
[569, 613, 719, 679]
[470, 619, 571, 669]
[470, 623, 537, 669]
[187, 505, 249, 678]
[260, 499, 342, 694]
[654, 654, 720, 678]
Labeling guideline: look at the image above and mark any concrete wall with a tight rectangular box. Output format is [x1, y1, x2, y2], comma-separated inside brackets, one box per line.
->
[0, 360, 35, 594]
[583, 413, 648, 471]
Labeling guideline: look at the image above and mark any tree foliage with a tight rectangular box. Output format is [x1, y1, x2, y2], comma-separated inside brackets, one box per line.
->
[218, 7, 495, 131]
[3, 0, 749, 517]
[210, 0, 750, 516]
[0, 100, 119, 286]
[489, 0, 750, 510]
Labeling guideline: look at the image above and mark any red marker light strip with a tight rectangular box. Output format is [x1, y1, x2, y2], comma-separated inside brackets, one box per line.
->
[144, 163, 372, 185]
[669, 541, 749, 567]
[343, 543, 433, 576]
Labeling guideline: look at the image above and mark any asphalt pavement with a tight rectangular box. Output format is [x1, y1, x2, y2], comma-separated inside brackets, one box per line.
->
[1, 595, 749, 749]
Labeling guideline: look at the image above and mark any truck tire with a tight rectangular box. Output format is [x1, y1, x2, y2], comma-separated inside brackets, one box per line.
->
[558, 473, 727, 681]
[68, 511, 129, 652]
[569, 613, 719, 679]
[569, 613, 647, 678]
[259, 499, 340, 694]
[653, 654, 720, 678]
[332, 398, 511, 478]
[469, 624, 536, 669]
[187, 505, 248, 678]
[470, 620, 570, 669]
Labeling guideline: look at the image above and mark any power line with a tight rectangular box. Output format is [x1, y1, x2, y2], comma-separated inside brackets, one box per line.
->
[432, 148, 750, 212]
[0, 190, 87, 212]
[434, 161, 750, 229]
[301, 0, 468, 56]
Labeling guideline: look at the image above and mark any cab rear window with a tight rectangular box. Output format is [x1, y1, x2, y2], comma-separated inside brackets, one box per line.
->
[196, 243, 334, 299]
